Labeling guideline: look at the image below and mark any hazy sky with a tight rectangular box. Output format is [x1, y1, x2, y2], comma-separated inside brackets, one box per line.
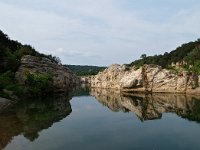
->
[0, 0, 200, 66]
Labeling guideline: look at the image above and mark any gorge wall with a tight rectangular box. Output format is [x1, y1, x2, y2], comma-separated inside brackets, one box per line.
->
[85, 64, 200, 95]
[15, 55, 80, 92]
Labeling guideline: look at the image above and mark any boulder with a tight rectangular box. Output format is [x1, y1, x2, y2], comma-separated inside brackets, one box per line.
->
[15, 55, 80, 92]
[0, 97, 12, 113]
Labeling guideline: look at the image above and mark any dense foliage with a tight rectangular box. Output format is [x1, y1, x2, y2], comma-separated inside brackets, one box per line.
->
[0, 71, 23, 98]
[66, 65, 106, 76]
[0, 30, 58, 99]
[25, 72, 54, 97]
[0, 30, 61, 73]
[129, 39, 200, 73]
[0, 71, 53, 99]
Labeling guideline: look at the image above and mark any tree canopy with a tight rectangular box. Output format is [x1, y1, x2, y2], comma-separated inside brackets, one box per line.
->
[128, 39, 200, 70]
[0, 30, 61, 73]
[66, 65, 106, 76]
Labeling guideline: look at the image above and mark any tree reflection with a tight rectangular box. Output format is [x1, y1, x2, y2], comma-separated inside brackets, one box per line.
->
[0, 94, 72, 149]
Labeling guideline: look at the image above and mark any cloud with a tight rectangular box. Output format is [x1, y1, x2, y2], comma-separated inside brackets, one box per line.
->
[0, 0, 200, 66]
[54, 47, 96, 57]
[55, 48, 65, 53]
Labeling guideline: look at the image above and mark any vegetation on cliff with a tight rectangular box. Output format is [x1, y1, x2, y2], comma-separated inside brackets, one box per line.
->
[0, 30, 61, 73]
[1, 28, 200, 98]
[129, 39, 200, 74]
[0, 30, 59, 99]
[25, 72, 54, 97]
[0, 70, 54, 99]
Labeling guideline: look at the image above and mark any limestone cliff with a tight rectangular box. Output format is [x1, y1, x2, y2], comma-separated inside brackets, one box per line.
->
[15, 55, 80, 91]
[87, 64, 200, 95]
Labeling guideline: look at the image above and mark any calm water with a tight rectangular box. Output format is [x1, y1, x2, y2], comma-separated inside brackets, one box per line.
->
[1, 88, 200, 150]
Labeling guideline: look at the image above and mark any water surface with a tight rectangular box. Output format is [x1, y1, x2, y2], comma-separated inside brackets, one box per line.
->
[1, 88, 200, 150]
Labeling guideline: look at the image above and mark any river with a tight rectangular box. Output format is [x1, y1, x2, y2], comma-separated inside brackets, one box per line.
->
[1, 88, 200, 150]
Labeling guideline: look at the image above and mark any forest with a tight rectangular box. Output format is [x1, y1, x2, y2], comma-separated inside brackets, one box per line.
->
[66, 65, 106, 76]
[129, 39, 200, 74]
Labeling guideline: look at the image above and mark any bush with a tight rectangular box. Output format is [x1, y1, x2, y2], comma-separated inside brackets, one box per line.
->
[5, 84, 24, 96]
[191, 61, 200, 74]
[0, 71, 24, 98]
[15, 45, 37, 59]
[25, 72, 54, 96]
[0, 71, 14, 90]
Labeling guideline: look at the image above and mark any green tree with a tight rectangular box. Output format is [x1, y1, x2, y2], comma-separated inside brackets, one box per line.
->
[140, 54, 147, 59]
[15, 45, 36, 58]
[191, 61, 200, 74]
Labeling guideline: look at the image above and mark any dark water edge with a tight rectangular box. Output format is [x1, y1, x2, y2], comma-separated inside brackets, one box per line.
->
[1, 88, 200, 150]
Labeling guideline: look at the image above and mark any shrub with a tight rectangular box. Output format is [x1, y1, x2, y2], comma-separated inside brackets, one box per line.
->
[0, 71, 24, 98]
[0, 71, 14, 90]
[191, 60, 200, 74]
[25, 72, 54, 96]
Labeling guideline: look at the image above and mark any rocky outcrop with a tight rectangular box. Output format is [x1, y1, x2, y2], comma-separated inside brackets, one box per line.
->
[0, 97, 14, 113]
[88, 64, 200, 95]
[15, 55, 80, 91]
[90, 88, 200, 121]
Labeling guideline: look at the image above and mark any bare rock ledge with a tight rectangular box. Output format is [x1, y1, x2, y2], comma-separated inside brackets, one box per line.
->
[83, 64, 200, 95]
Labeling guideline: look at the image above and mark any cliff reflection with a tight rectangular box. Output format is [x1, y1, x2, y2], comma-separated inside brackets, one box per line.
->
[0, 94, 72, 150]
[90, 88, 200, 122]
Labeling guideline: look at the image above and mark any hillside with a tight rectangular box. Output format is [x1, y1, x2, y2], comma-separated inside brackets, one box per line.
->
[0, 30, 78, 99]
[0, 30, 61, 73]
[129, 39, 200, 73]
[66, 65, 106, 76]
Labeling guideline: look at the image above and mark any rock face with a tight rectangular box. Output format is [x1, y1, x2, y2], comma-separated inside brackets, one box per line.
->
[88, 64, 200, 95]
[15, 55, 80, 91]
[0, 97, 13, 113]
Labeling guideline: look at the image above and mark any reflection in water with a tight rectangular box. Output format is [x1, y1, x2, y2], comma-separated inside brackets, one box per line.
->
[0, 94, 72, 150]
[90, 88, 200, 122]
[1, 88, 200, 149]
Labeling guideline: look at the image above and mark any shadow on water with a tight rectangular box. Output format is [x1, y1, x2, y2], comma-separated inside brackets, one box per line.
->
[1, 87, 200, 149]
